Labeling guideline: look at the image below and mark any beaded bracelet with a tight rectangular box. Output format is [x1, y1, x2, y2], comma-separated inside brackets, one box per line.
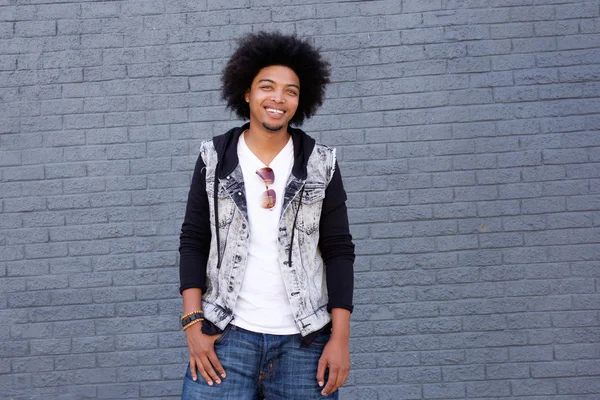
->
[181, 310, 203, 321]
[181, 311, 204, 329]
[183, 318, 203, 331]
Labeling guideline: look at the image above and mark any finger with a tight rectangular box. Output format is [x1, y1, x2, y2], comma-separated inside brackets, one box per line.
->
[334, 367, 348, 392]
[208, 350, 226, 379]
[341, 367, 350, 387]
[196, 357, 214, 386]
[200, 355, 222, 385]
[189, 359, 198, 382]
[316, 358, 327, 387]
[322, 366, 339, 396]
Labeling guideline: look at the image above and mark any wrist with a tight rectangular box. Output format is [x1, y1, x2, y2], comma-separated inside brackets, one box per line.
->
[330, 329, 350, 342]
[181, 310, 204, 330]
[184, 320, 203, 335]
[330, 308, 350, 341]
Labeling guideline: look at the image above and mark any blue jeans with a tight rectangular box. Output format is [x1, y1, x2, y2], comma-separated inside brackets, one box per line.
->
[182, 325, 338, 399]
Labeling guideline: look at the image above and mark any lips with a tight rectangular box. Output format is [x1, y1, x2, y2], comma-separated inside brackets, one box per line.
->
[265, 106, 285, 119]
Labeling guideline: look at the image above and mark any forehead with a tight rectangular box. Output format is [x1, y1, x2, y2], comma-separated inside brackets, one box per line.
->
[252, 65, 300, 86]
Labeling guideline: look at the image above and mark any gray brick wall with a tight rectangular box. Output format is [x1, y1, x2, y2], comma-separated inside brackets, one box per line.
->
[1, 0, 599, 399]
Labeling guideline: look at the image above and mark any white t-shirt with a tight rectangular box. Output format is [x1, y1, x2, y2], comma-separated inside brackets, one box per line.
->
[233, 133, 299, 334]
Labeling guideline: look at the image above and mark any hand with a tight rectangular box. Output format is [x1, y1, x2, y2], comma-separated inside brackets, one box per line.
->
[316, 335, 350, 396]
[185, 322, 226, 386]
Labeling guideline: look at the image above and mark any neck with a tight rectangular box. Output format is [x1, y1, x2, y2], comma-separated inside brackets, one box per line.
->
[244, 123, 290, 166]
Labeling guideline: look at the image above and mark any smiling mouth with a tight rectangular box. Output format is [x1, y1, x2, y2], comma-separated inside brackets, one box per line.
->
[265, 107, 285, 116]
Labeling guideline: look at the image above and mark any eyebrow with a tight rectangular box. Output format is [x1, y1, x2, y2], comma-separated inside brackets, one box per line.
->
[258, 78, 300, 90]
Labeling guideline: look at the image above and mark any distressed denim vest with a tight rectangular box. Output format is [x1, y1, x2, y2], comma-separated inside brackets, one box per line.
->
[199, 139, 337, 337]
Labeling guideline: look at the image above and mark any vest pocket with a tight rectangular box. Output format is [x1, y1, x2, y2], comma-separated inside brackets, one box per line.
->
[295, 182, 325, 235]
[301, 182, 326, 204]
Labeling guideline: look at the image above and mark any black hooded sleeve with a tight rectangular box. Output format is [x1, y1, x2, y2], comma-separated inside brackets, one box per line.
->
[319, 161, 355, 312]
[179, 154, 211, 294]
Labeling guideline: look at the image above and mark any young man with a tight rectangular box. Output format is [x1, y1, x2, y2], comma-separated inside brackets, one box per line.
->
[179, 31, 355, 399]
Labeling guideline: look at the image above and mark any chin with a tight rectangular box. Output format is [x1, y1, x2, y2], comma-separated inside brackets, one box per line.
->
[262, 122, 285, 132]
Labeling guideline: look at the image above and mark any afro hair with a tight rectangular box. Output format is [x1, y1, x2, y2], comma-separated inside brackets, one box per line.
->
[221, 31, 330, 126]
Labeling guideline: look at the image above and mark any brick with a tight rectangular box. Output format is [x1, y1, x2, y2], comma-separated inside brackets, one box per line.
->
[139, 381, 181, 397]
[24, 243, 67, 259]
[45, 163, 87, 179]
[433, 202, 477, 218]
[433, 170, 476, 187]
[0, 340, 29, 357]
[463, 314, 507, 331]
[26, 275, 69, 291]
[116, 301, 158, 317]
[507, 312, 552, 329]
[5, 228, 48, 245]
[476, 169, 520, 185]
[11, 357, 54, 373]
[548, 243, 600, 262]
[87, 160, 129, 177]
[422, 383, 465, 398]
[3, 165, 45, 182]
[553, 311, 599, 328]
[466, 348, 508, 364]
[486, 363, 530, 380]
[409, 188, 453, 204]
[491, 22, 534, 39]
[386, 174, 431, 192]
[63, 178, 106, 194]
[55, 354, 96, 371]
[420, 350, 464, 366]
[0, 214, 22, 229]
[116, 334, 158, 351]
[573, 294, 600, 310]
[531, 362, 578, 378]
[83, 65, 127, 82]
[448, 57, 491, 73]
[10, 322, 52, 340]
[51, 289, 93, 306]
[512, 379, 559, 396]
[440, 330, 529, 349]
[467, 381, 511, 397]
[454, 186, 498, 202]
[7, 259, 48, 276]
[15, 21, 56, 37]
[97, 383, 139, 398]
[62, 144, 106, 161]
[408, 156, 452, 172]
[0, 151, 21, 166]
[510, 4, 555, 21]
[469, 72, 514, 90]
[31, 338, 71, 355]
[418, 318, 462, 334]
[138, 348, 186, 365]
[91, 286, 135, 303]
[559, 377, 600, 394]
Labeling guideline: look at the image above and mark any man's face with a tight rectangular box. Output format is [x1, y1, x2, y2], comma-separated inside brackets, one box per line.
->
[245, 65, 300, 133]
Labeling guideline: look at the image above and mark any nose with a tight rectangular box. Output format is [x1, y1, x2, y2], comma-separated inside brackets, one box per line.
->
[271, 89, 285, 103]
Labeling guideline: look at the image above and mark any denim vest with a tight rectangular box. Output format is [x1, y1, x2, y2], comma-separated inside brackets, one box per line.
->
[199, 139, 337, 337]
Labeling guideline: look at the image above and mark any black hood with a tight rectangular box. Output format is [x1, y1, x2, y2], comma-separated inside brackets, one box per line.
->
[212, 122, 316, 181]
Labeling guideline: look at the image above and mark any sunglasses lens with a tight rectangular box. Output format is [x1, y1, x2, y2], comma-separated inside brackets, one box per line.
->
[261, 189, 276, 209]
[256, 168, 274, 185]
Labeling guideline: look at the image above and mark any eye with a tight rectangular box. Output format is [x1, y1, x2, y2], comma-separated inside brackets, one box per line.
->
[260, 85, 273, 90]
[287, 89, 298, 96]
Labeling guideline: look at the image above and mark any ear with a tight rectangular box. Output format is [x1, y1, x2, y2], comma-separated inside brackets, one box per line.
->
[244, 90, 250, 103]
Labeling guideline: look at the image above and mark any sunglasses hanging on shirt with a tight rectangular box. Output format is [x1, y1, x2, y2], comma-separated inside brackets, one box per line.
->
[256, 167, 276, 210]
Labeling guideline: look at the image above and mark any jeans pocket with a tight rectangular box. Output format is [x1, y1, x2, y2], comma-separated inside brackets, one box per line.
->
[306, 331, 331, 349]
[213, 323, 233, 345]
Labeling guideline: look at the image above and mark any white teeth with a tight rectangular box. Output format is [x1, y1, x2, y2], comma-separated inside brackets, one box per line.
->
[266, 108, 284, 114]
